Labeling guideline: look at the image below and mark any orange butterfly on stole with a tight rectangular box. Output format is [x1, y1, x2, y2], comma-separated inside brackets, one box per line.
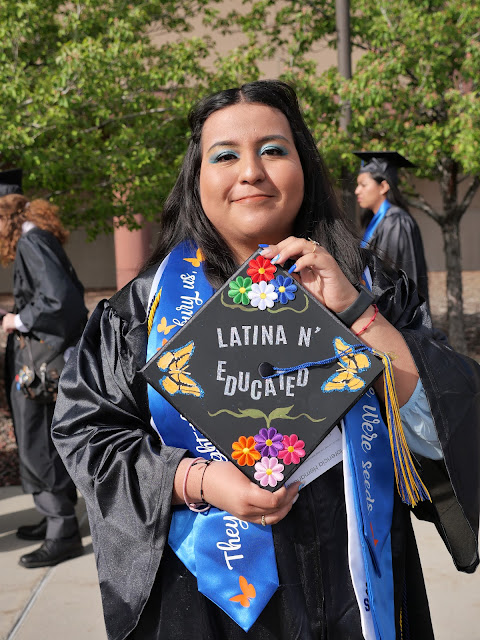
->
[183, 248, 204, 268]
[157, 316, 175, 336]
[229, 575, 257, 608]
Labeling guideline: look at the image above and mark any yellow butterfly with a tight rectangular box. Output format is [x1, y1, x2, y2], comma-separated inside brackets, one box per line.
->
[229, 575, 256, 608]
[322, 337, 371, 393]
[157, 316, 175, 336]
[157, 341, 204, 397]
[183, 248, 204, 268]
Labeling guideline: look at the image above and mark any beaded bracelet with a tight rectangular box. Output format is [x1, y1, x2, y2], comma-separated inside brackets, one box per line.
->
[354, 304, 379, 336]
[182, 457, 212, 513]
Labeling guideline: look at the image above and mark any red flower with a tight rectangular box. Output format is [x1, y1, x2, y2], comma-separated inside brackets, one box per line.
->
[247, 256, 276, 283]
[278, 434, 306, 465]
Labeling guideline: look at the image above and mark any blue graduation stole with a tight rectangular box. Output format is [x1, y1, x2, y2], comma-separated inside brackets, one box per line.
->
[361, 200, 391, 248]
[344, 390, 396, 640]
[146, 241, 278, 632]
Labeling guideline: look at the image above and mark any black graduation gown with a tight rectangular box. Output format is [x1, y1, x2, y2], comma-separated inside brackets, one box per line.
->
[51, 255, 479, 640]
[11, 228, 88, 494]
[366, 206, 429, 305]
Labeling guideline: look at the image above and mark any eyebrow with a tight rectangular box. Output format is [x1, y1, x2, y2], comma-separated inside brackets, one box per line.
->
[206, 135, 291, 154]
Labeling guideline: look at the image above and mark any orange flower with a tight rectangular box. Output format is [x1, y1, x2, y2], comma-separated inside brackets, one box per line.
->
[232, 436, 261, 466]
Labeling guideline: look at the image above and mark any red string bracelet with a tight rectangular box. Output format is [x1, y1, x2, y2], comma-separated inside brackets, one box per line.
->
[182, 457, 212, 513]
[354, 304, 379, 336]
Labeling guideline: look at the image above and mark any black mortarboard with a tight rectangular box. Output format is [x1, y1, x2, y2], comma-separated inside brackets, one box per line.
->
[0, 169, 23, 196]
[354, 151, 414, 186]
[141, 250, 383, 491]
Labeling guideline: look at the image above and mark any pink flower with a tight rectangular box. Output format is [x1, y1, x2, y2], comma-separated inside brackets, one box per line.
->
[278, 434, 305, 465]
[254, 456, 284, 488]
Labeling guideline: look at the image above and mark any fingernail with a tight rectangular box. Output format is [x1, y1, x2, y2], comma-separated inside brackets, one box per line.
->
[271, 254, 280, 264]
[287, 263, 297, 274]
[298, 483, 304, 490]
[258, 243, 269, 248]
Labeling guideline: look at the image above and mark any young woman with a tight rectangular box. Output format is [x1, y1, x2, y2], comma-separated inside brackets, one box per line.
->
[0, 194, 88, 568]
[354, 152, 429, 303]
[52, 81, 479, 639]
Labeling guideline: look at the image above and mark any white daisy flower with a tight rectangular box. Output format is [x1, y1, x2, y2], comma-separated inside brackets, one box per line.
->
[248, 281, 278, 310]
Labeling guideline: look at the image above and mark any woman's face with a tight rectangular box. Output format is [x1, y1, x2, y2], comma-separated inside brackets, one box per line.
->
[199, 102, 304, 262]
[355, 172, 389, 213]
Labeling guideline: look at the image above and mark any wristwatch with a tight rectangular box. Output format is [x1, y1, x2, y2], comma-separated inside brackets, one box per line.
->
[336, 285, 376, 328]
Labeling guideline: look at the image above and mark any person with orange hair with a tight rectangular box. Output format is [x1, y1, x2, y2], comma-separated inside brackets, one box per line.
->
[0, 190, 88, 568]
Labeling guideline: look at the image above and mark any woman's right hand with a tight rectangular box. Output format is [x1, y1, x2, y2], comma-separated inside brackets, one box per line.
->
[174, 458, 301, 527]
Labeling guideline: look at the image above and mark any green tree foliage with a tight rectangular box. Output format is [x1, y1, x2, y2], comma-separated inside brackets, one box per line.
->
[2, 1, 479, 351]
[215, 0, 480, 352]
[0, 0, 261, 236]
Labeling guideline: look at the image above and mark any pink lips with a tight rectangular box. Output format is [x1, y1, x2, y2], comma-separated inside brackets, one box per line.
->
[233, 194, 273, 203]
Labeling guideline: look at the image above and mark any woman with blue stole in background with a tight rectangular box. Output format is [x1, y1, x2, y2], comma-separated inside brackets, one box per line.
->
[52, 81, 479, 640]
[354, 151, 430, 305]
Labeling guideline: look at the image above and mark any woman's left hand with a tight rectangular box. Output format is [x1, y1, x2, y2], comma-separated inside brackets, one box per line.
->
[2, 313, 17, 334]
[260, 236, 420, 406]
[260, 236, 359, 315]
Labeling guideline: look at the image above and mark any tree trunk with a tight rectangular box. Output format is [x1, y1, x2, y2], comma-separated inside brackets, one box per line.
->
[441, 221, 467, 354]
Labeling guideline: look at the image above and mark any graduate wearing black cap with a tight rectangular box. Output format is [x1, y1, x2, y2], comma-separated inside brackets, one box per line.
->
[0, 168, 23, 196]
[354, 151, 429, 303]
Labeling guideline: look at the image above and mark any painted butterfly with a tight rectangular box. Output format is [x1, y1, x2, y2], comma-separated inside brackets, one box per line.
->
[321, 337, 371, 393]
[157, 341, 204, 397]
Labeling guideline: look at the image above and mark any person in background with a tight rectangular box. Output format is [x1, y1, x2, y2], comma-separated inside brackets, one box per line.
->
[0, 191, 88, 568]
[0, 170, 25, 416]
[354, 151, 429, 303]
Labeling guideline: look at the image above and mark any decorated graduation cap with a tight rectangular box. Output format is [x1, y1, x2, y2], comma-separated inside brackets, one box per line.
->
[142, 249, 386, 491]
[354, 151, 414, 186]
[0, 168, 23, 197]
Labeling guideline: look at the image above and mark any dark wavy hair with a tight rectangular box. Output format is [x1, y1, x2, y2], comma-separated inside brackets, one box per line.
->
[143, 80, 365, 288]
[359, 171, 411, 232]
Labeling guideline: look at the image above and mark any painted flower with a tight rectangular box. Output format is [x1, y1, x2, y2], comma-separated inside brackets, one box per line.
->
[248, 281, 278, 311]
[228, 276, 253, 305]
[278, 434, 306, 465]
[247, 256, 276, 283]
[272, 275, 297, 304]
[254, 427, 284, 456]
[232, 436, 261, 466]
[254, 456, 285, 488]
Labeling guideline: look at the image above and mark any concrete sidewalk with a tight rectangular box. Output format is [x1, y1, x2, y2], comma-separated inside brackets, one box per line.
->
[1, 485, 479, 640]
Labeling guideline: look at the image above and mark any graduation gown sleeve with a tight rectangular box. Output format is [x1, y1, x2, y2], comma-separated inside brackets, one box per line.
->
[372, 255, 480, 573]
[51, 271, 187, 640]
[13, 229, 88, 351]
[370, 206, 430, 303]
